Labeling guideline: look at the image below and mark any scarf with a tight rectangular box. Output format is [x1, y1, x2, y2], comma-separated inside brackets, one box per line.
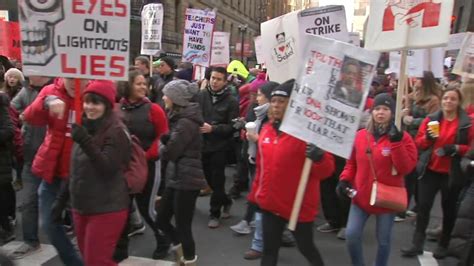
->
[247, 103, 269, 163]
[207, 86, 226, 104]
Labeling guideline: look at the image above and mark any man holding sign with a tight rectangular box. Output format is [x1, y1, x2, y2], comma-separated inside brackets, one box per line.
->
[248, 80, 334, 266]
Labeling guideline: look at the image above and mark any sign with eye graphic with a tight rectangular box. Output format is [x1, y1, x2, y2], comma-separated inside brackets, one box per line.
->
[18, 0, 130, 81]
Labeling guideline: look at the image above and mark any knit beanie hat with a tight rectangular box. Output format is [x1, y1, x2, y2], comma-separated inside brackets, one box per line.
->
[372, 93, 395, 113]
[271, 79, 295, 98]
[249, 72, 267, 94]
[259, 81, 279, 101]
[83, 80, 117, 107]
[163, 80, 198, 107]
[160, 56, 176, 70]
[175, 68, 193, 82]
[4, 68, 25, 83]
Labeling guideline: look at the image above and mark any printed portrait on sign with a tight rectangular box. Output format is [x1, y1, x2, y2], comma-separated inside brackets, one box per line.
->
[461, 54, 474, 75]
[271, 32, 296, 64]
[18, 0, 64, 66]
[330, 57, 365, 109]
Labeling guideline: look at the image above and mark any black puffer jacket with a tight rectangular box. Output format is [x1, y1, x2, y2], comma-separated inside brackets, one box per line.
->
[0, 97, 14, 185]
[161, 103, 207, 191]
[197, 87, 239, 153]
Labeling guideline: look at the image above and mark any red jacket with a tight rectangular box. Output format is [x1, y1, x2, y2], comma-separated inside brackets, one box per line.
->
[23, 79, 75, 183]
[248, 123, 335, 222]
[340, 129, 417, 214]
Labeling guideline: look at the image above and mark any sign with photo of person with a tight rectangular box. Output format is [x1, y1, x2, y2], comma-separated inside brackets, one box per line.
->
[280, 35, 380, 159]
[452, 32, 474, 79]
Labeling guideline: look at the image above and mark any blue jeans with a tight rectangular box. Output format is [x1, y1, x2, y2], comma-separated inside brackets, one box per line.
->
[251, 211, 263, 252]
[19, 165, 42, 246]
[346, 204, 395, 266]
[39, 179, 83, 266]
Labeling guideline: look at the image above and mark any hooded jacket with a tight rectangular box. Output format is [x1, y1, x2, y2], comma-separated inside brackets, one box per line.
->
[161, 103, 207, 191]
[248, 122, 335, 222]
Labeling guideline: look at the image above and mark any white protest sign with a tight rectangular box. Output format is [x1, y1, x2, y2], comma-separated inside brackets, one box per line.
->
[18, 0, 130, 81]
[447, 32, 467, 51]
[141, 4, 163, 56]
[254, 36, 264, 64]
[387, 48, 445, 78]
[348, 32, 361, 47]
[365, 0, 454, 51]
[452, 33, 474, 79]
[280, 35, 379, 159]
[210, 31, 230, 66]
[182, 8, 216, 67]
[299, 5, 349, 43]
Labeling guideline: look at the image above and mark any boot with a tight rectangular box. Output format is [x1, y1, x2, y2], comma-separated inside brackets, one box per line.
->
[181, 255, 198, 266]
[152, 232, 171, 260]
[171, 243, 183, 265]
[401, 232, 425, 257]
[433, 245, 448, 259]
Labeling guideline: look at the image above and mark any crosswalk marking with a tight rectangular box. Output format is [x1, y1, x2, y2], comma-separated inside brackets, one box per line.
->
[1, 241, 176, 266]
[418, 251, 439, 266]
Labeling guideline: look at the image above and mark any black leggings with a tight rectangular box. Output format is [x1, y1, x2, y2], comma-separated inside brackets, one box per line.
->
[0, 183, 14, 231]
[261, 211, 324, 266]
[156, 188, 199, 260]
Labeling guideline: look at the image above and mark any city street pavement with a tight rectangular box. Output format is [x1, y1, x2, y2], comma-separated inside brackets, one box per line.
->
[2, 167, 445, 266]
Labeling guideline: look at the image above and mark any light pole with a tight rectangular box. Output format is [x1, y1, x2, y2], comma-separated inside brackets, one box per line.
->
[238, 24, 248, 62]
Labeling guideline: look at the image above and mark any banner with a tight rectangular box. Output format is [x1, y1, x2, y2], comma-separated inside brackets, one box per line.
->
[182, 8, 216, 67]
[18, 0, 130, 81]
[280, 35, 379, 159]
[387, 48, 445, 78]
[452, 33, 474, 79]
[0, 21, 21, 62]
[210, 32, 230, 66]
[299, 5, 349, 43]
[254, 36, 264, 64]
[140, 3, 163, 56]
[365, 0, 454, 51]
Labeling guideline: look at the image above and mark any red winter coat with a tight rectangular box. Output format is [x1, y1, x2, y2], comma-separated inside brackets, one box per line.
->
[23, 79, 75, 183]
[248, 123, 335, 222]
[340, 129, 417, 214]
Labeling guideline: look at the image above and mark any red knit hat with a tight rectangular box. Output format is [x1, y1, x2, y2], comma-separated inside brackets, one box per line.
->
[83, 80, 116, 107]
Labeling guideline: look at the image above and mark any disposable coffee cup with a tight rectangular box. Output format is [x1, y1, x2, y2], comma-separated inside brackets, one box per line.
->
[427, 121, 440, 137]
[245, 122, 257, 134]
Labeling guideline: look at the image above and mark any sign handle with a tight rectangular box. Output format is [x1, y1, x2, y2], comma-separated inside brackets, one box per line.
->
[149, 55, 153, 78]
[392, 50, 408, 175]
[75, 78, 83, 125]
[288, 157, 313, 231]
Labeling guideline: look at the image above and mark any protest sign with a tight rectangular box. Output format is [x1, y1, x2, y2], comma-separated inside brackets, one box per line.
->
[254, 36, 264, 64]
[210, 32, 230, 66]
[299, 5, 349, 43]
[452, 33, 474, 79]
[0, 21, 21, 62]
[365, 0, 454, 51]
[348, 32, 361, 47]
[18, 0, 130, 81]
[447, 32, 467, 51]
[182, 8, 216, 67]
[141, 3, 163, 56]
[280, 35, 379, 159]
[387, 48, 445, 78]
[0, 10, 8, 21]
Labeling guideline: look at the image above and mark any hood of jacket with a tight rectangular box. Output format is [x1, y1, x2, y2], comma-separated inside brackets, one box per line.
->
[169, 103, 204, 126]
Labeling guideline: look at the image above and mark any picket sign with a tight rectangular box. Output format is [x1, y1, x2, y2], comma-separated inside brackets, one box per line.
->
[288, 158, 312, 230]
[452, 32, 474, 79]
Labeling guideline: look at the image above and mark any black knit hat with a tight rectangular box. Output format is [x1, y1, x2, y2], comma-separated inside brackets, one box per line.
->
[271, 79, 295, 98]
[160, 56, 176, 70]
[260, 81, 279, 100]
[373, 93, 395, 113]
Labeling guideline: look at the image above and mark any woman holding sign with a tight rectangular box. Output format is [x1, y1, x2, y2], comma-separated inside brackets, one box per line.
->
[339, 93, 417, 266]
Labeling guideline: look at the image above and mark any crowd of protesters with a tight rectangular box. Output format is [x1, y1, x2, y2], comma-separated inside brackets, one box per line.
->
[0, 52, 473, 266]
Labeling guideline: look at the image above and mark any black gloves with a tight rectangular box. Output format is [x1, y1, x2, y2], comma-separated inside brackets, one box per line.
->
[436, 144, 458, 157]
[306, 144, 324, 162]
[71, 124, 90, 145]
[336, 180, 352, 200]
[388, 123, 403, 142]
[160, 133, 171, 145]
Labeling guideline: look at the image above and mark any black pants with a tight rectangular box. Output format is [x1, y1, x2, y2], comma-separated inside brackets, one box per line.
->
[0, 183, 14, 232]
[156, 188, 199, 260]
[415, 169, 463, 247]
[261, 211, 324, 266]
[398, 169, 418, 217]
[202, 151, 232, 218]
[232, 139, 249, 192]
[320, 156, 349, 228]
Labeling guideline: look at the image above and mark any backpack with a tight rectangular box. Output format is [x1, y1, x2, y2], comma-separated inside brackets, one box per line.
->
[123, 130, 148, 194]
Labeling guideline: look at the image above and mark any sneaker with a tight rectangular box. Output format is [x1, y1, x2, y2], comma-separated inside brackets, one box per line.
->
[281, 229, 296, 247]
[128, 223, 146, 238]
[406, 210, 417, 217]
[317, 223, 340, 233]
[208, 217, 220, 229]
[394, 215, 406, 222]
[221, 200, 233, 219]
[230, 220, 251, 235]
[244, 249, 262, 260]
[152, 245, 171, 260]
[249, 220, 256, 228]
[0, 230, 15, 246]
[9, 243, 41, 260]
[337, 227, 346, 240]
[199, 187, 213, 197]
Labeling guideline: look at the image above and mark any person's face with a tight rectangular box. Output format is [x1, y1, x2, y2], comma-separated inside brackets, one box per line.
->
[414, 78, 423, 90]
[256, 89, 269, 106]
[341, 64, 358, 88]
[441, 91, 460, 113]
[6, 75, 20, 87]
[372, 105, 392, 124]
[162, 95, 173, 110]
[134, 60, 149, 75]
[210, 72, 227, 92]
[158, 62, 172, 75]
[83, 97, 106, 120]
[63, 78, 87, 97]
[130, 75, 147, 100]
[271, 96, 289, 121]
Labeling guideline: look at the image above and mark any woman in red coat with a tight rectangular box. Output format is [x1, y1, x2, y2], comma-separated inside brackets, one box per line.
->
[339, 93, 417, 266]
[248, 80, 335, 266]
